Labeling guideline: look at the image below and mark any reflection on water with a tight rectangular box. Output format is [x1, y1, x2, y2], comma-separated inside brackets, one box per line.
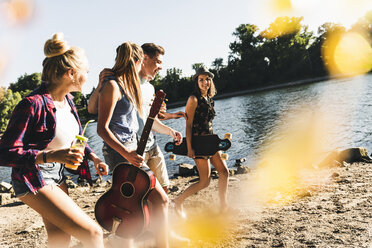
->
[1, 75, 371, 182]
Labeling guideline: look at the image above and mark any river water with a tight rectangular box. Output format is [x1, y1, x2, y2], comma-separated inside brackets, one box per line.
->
[1, 75, 371, 182]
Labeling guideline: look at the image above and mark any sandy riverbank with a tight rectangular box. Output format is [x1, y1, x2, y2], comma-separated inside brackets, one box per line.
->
[0, 161, 371, 248]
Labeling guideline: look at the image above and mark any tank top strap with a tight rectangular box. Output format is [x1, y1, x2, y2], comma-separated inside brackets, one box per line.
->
[99, 76, 126, 97]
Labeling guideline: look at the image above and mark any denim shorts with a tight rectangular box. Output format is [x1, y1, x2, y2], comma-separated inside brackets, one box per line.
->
[12, 162, 66, 197]
[102, 137, 138, 171]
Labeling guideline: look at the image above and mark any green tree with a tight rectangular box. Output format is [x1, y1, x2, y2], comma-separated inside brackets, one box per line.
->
[150, 73, 163, 90]
[211, 58, 224, 79]
[0, 86, 5, 102]
[70, 92, 90, 124]
[211, 58, 224, 71]
[159, 68, 183, 102]
[9, 73, 41, 97]
[351, 10, 372, 41]
[306, 22, 345, 77]
[228, 23, 266, 89]
[229, 24, 262, 63]
[260, 17, 314, 82]
[71, 92, 84, 106]
[155, 68, 193, 103]
[0, 89, 22, 132]
[191, 63, 204, 71]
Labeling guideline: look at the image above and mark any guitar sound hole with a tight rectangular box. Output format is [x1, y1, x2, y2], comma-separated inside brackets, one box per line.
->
[121, 182, 135, 198]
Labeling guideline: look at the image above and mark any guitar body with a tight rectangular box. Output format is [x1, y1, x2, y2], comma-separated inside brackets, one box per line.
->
[94, 90, 166, 238]
[95, 162, 156, 238]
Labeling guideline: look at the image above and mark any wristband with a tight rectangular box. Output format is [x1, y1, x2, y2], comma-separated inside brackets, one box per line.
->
[43, 151, 47, 163]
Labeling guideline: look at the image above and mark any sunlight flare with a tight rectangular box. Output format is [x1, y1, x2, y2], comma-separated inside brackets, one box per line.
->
[172, 210, 234, 246]
[242, 109, 333, 206]
[322, 31, 372, 76]
[271, 0, 293, 12]
[261, 16, 303, 39]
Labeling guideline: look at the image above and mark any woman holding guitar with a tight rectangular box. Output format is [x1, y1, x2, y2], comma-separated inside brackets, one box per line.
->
[0, 33, 109, 248]
[96, 42, 170, 248]
[173, 67, 230, 217]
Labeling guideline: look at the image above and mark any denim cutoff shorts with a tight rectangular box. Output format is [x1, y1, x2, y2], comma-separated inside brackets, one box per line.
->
[12, 162, 66, 197]
[102, 136, 138, 172]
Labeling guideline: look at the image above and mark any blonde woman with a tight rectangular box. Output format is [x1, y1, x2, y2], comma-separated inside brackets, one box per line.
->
[0, 33, 108, 247]
[97, 42, 169, 248]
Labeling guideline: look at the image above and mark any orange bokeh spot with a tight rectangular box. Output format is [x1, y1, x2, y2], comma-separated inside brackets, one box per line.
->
[1, 0, 34, 25]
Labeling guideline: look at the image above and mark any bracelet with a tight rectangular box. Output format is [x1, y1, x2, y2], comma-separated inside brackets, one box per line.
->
[43, 151, 47, 163]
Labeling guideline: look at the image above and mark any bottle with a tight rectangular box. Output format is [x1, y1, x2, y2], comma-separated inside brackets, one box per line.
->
[65, 135, 88, 170]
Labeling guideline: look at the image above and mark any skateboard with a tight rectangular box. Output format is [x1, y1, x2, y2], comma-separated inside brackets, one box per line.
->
[164, 133, 232, 160]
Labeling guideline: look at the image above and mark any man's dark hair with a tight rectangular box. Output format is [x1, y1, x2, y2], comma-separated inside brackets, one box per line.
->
[141, 43, 165, 58]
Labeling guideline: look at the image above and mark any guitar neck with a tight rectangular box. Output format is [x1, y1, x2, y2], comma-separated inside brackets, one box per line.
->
[136, 117, 155, 156]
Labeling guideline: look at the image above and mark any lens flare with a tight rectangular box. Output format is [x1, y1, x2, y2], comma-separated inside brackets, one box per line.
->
[322, 31, 372, 76]
[271, 0, 292, 12]
[0, 0, 34, 25]
[172, 210, 235, 246]
[261, 16, 302, 39]
[240, 109, 332, 206]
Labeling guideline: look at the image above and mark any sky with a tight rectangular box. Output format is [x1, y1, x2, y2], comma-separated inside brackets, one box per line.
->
[0, 0, 371, 94]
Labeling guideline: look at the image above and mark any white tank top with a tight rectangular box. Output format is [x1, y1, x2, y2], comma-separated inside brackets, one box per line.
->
[45, 99, 80, 151]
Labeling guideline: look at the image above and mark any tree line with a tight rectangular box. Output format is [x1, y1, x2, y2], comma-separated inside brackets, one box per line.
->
[1, 12, 372, 132]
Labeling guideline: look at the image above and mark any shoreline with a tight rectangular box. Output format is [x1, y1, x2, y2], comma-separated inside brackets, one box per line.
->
[166, 72, 372, 109]
[166, 75, 331, 109]
[77, 73, 363, 124]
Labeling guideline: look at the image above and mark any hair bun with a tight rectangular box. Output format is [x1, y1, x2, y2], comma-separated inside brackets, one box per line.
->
[44, 32, 71, 58]
[52, 32, 64, 41]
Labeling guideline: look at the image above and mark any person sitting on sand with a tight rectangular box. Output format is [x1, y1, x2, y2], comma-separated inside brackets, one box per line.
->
[0, 33, 109, 248]
[173, 66, 230, 218]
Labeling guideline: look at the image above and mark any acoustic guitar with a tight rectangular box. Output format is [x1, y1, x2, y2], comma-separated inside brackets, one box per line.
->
[95, 90, 166, 238]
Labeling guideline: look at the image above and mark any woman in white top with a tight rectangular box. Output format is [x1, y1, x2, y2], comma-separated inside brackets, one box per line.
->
[0, 33, 108, 248]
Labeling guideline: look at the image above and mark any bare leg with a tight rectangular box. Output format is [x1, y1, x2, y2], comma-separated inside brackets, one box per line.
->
[19, 184, 104, 248]
[148, 180, 169, 248]
[40, 182, 71, 247]
[107, 236, 134, 248]
[111, 182, 169, 248]
[210, 152, 229, 211]
[42, 216, 71, 248]
[173, 159, 211, 215]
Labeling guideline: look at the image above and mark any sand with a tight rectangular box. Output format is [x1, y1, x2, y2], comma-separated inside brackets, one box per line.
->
[0, 162, 371, 248]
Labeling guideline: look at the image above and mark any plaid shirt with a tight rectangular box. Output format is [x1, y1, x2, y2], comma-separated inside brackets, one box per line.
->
[0, 82, 93, 193]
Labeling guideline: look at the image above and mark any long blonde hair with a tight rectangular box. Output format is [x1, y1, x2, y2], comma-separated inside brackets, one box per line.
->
[42, 33, 87, 83]
[112, 42, 143, 116]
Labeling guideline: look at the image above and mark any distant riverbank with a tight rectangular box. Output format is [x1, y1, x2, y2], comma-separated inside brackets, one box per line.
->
[166, 75, 330, 109]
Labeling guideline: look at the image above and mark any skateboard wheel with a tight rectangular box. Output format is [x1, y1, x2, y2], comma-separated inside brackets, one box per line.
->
[221, 153, 229, 160]
[224, 133, 232, 140]
[169, 154, 176, 161]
